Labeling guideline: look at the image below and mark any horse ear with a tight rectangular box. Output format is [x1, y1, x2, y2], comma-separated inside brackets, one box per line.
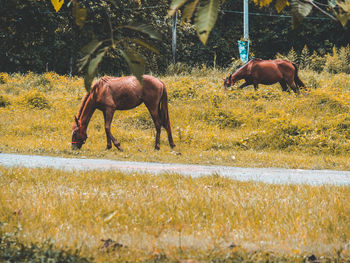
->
[74, 116, 79, 127]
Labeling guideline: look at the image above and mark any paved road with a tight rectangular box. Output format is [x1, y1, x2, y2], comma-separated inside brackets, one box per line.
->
[0, 153, 350, 186]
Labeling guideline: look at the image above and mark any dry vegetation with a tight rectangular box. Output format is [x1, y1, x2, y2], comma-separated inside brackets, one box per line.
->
[0, 67, 349, 170]
[0, 59, 350, 261]
[1, 166, 350, 262]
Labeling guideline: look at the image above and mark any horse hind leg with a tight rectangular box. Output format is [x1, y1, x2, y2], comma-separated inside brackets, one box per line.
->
[103, 109, 122, 151]
[145, 103, 162, 150]
[159, 89, 175, 148]
[279, 80, 289, 92]
[286, 79, 300, 95]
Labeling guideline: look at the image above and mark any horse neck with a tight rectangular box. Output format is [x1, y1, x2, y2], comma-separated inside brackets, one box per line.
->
[232, 64, 248, 80]
[78, 92, 96, 133]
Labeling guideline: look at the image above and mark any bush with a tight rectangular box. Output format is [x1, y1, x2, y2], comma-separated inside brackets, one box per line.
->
[242, 118, 311, 150]
[20, 89, 50, 109]
[0, 95, 11, 107]
[309, 51, 326, 72]
[0, 73, 9, 84]
[200, 109, 244, 129]
[276, 45, 350, 74]
[324, 46, 350, 74]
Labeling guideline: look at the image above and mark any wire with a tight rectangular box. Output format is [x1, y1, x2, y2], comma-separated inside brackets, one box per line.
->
[222, 9, 332, 20]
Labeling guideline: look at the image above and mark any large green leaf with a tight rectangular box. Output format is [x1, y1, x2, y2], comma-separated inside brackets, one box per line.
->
[123, 38, 160, 54]
[182, 0, 200, 22]
[194, 0, 220, 45]
[291, 0, 313, 29]
[84, 47, 108, 91]
[119, 49, 145, 84]
[168, 0, 189, 16]
[78, 39, 103, 72]
[81, 39, 103, 55]
[121, 24, 162, 40]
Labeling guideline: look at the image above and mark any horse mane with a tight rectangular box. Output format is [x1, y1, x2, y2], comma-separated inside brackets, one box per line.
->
[76, 76, 110, 120]
[77, 93, 90, 120]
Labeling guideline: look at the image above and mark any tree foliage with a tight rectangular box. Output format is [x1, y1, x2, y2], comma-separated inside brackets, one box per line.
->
[1, 0, 349, 80]
[169, 0, 349, 44]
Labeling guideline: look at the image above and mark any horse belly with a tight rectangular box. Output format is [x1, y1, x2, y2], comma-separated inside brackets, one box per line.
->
[255, 67, 282, 85]
[114, 92, 143, 110]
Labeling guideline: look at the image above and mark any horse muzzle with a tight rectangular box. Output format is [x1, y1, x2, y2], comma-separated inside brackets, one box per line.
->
[71, 141, 84, 150]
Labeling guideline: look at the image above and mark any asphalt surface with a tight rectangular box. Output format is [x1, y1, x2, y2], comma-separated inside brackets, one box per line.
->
[0, 153, 350, 186]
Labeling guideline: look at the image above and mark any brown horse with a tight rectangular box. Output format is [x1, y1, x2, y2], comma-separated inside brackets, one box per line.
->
[71, 75, 175, 151]
[224, 58, 305, 94]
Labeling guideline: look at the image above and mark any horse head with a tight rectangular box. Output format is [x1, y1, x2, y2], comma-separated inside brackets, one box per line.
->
[223, 74, 235, 89]
[71, 116, 87, 150]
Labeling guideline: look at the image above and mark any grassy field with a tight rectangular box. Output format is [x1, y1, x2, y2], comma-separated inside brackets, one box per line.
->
[1, 166, 349, 262]
[0, 69, 349, 262]
[0, 69, 349, 170]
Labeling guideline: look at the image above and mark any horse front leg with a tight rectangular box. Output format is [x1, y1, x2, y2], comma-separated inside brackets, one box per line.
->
[238, 82, 250, 89]
[103, 109, 122, 151]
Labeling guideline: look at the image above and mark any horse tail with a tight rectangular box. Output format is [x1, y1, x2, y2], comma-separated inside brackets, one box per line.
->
[292, 63, 305, 88]
[159, 84, 171, 130]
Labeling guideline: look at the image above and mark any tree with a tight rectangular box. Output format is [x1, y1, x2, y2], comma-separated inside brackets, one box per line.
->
[168, 0, 350, 45]
[51, 0, 161, 91]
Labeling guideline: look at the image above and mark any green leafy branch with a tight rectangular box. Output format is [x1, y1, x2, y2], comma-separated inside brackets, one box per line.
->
[168, 0, 350, 45]
[51, 0, 161, 91]
[77, 22, 161, 91]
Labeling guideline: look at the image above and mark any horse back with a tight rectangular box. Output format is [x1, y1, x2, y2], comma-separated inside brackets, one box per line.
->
[249, 60, 284, 84]
[94, 75, 164, 110]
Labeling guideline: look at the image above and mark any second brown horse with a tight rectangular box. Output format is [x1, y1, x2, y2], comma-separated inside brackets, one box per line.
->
[71, 75, 175, 151]
[224, 58, 305, 94]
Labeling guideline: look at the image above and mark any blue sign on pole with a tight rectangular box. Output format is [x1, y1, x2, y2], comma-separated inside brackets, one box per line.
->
[238, 40, 249, 63]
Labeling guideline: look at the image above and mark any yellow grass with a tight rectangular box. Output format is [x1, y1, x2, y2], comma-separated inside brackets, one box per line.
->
[0, 70, 349, 170]
[0, 70, 349, 261]
[1, 166, 349, 262]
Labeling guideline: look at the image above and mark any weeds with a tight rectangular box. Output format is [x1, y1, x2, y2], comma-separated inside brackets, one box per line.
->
[0, 63, 349, 261]
[0, 69, 349, 169]
[0, 167, 349, 262]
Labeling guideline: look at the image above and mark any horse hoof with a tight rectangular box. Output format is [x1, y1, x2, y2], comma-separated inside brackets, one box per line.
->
[155, 145, 160, 151]
[106, 145, 112, 150]
[170, 143, 176, 149]
[116, 146, 123, 152]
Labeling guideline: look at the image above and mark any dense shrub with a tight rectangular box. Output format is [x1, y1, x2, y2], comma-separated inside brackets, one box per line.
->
[200, 109, 244, 129]
[324, 46, 350, 74]
[0, 73, 9, 84]
[277, 45, 350, 74]
[19, 89, 50, 109]
[0, 95, 11, 108]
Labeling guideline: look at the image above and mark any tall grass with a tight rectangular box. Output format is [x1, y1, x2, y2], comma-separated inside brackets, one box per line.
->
[0, 166, 349, 262]
[0, 68, 349, 170]
[0, 67, 349, 261]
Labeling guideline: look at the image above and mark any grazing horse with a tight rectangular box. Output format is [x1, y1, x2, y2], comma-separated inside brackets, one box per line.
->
[224, 58, 305, 94]
[71, 75, 175, 151]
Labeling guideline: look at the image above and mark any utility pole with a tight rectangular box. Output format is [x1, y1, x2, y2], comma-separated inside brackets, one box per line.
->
[243, 0, 249, 40]
[172, 12, 177, 64]
[238, 0, 249, 63]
